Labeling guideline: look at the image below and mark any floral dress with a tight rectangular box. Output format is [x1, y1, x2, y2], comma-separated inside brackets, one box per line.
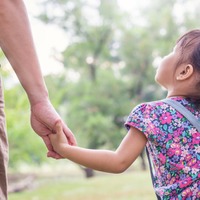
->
[125, 97, 200, 200]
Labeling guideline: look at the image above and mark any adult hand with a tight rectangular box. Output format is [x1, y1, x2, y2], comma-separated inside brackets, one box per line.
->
[30, 99, 77, 159]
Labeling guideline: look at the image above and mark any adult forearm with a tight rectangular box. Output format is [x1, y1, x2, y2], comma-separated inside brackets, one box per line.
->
[0, 0, 48, 105]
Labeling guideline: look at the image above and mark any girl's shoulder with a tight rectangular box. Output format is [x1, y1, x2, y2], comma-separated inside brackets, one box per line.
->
[140, 96, 200, 107]
[135, 99, 165, 112]
[162, 97, 200, 113]
[131, 97, 200, 118]
[137, 97, 200, 116]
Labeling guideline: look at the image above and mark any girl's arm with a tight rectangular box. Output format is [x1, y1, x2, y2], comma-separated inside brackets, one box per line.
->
[49, 122, 147, 173]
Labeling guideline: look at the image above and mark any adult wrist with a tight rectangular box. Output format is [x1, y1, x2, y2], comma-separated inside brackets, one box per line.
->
[28, 87, 49, 106]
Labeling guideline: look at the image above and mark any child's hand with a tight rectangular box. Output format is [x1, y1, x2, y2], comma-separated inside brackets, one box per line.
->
[49, 121, 69, 156]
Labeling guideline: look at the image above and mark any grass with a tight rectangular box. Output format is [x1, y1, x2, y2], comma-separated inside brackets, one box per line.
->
[8, 167, 156, 200]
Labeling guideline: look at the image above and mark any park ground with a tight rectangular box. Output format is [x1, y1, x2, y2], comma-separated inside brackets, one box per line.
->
[8, 159, 156, 200]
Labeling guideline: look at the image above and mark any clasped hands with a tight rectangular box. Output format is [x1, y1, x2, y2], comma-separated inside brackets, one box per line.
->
[48, 121, 70, 159]
[30, 99, 76, 159]
[47, 120, 75, 159]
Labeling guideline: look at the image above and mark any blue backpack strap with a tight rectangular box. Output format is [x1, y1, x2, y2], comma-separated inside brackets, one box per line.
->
[162, 98, 200, 132]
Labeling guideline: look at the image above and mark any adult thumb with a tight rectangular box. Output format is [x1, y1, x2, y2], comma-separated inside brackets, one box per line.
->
[54, 120, 62, 134]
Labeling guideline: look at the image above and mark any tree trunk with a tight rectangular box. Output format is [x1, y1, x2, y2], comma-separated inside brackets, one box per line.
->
[79, 166, 95, 178]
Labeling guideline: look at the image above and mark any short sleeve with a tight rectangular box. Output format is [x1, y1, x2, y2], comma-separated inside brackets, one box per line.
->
[125, 103, 150, 136]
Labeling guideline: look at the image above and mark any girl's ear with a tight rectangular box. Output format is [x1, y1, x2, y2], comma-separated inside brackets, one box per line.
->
[176, 64, 194, 80]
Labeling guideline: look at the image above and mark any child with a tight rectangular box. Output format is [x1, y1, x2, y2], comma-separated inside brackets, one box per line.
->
[48, 29, 200, 199]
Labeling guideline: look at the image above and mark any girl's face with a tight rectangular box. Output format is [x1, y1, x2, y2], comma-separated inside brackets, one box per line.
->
[155, 45, 180, 89]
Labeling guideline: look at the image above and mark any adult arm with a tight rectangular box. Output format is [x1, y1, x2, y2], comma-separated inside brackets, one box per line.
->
[49, 123, 147, 173]
[0, 0, 76, 157]
[0, 0, 46, 104]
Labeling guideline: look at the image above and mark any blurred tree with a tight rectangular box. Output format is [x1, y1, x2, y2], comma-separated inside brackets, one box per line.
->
[4, 83, 47, 168]
[38, 0, 122, 81]
[45, 69, 131, 177]
[37, 0, 200, 177]
[0, 53, 47, 168]
[1, 0, 200, 172]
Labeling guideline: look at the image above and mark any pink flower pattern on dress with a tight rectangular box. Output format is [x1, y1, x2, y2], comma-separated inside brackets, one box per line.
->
[125, 97, 200, 199]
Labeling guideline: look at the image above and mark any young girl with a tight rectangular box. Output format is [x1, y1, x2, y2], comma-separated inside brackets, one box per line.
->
[48, 29, 200, 199]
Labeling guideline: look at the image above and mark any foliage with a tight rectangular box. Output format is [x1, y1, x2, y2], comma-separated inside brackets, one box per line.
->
[45, 69, 130, 149]
[4, 83, 47, 168]
[1, 0, 200, 168]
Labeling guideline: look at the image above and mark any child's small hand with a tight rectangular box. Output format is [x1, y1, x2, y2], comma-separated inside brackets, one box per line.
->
[49, 121, 69, 156]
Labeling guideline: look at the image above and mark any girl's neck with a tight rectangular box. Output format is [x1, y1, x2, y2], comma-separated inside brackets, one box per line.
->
[167, 93, 200, 99]
[167, 86, 200, 99]
[167, 94, 186, 98]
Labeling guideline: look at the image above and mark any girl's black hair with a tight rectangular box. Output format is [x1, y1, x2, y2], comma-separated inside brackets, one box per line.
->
[177, 29, 200, 72]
